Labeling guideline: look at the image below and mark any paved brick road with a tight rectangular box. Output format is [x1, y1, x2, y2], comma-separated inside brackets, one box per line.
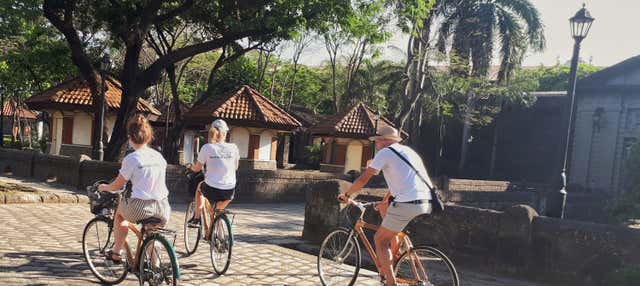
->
[0, 203, 546, 285]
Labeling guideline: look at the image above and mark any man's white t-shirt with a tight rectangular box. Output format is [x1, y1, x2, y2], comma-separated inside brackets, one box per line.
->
[119, 147, 169, 201]
[197, 142, 240, 190]
[368, 143, 432, 202]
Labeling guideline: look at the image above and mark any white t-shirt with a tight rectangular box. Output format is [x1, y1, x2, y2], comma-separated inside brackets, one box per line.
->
[368, 143, 432, 202]
[197, 142, 240, 190]
[119, 147, 169, 200]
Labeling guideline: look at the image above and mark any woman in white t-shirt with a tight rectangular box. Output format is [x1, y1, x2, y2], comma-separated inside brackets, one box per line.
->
[187, 119, 239, 226]
[97, 115, 171, 264]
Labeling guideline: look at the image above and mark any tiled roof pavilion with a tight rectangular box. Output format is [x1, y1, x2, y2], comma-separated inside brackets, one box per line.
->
[25, 76, 160, 115]
[184, 85, 302, 130]
[2, 98, 37, 119]
[309, 103, 405, 139]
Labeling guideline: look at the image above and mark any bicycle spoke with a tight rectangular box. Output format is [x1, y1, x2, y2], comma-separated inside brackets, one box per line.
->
[395, 247, 459, 286]
[83, 217, 127, 284]
[318, 229, 360, 286]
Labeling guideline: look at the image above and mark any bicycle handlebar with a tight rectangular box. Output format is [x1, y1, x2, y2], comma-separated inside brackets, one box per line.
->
[346, 198, 376, 212]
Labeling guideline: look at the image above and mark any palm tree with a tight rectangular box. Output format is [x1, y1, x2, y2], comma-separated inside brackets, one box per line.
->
[435, 0, 545, 175]
[437, 0, 545, 81]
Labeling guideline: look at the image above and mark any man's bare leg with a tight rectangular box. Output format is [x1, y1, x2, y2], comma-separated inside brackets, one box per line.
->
[375, 226, 399, 286]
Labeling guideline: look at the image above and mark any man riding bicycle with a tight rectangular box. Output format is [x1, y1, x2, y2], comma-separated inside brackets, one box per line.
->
[187, 119, 239, 227]
[337, 125, 433, 286]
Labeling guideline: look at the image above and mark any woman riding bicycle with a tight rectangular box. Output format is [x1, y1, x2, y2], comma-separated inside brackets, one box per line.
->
[187, 119, 239, 227]
[98, 115, 171, 264]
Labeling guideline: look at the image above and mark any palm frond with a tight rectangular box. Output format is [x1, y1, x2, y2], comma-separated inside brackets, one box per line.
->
[495, 0, 545, 51]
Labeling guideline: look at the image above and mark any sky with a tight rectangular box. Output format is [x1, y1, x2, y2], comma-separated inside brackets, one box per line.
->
[293, 0, 640, 68]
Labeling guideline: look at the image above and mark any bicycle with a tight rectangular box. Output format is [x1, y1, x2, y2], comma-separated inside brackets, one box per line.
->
[317, 198, 459, 286]
[82, 181, 180, 285]
[182, 178, 234, 275]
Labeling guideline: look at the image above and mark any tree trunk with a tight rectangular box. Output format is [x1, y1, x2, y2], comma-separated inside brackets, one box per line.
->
[488, 101, 506, 178]
[458, 89, 475, 175]
[163, 65, 183, 164]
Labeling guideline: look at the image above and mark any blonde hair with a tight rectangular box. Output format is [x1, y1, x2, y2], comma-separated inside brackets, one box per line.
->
[208, 126, 226, 143]
[127, 114, 154, 145]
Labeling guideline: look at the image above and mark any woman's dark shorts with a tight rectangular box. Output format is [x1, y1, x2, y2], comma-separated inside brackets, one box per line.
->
[201, 183, 235, 202]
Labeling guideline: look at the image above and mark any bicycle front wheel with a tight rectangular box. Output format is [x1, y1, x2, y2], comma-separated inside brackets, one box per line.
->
[209, 214, 233, 275]
[183, 201, 202, 256]
[317, 227, 361, 286]
[139, 234, 180, 286]
[394, 246, 459, 286]
[82, 216, 128, 284]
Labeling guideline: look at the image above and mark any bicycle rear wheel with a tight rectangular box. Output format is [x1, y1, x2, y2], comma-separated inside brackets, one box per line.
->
[209, 214, 233, 275]
[139, 234, 180, 286]
[394, 246, 459, 286]
[82, 216, 128, 284]
[317, 227, 361, 286]
[183, 201, 202, 256]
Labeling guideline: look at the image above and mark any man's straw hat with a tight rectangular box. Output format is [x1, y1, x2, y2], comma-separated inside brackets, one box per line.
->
[369, 125, 402, 142]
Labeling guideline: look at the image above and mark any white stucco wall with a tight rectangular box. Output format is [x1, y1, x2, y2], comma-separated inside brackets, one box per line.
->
[50, 111, 63, 155]
[344, 140, 363, 173]
[258, 130, 276, 161]
[182, 130, 195, 164]
[72, 112, 93, 145]
[230, 127, 250, 159]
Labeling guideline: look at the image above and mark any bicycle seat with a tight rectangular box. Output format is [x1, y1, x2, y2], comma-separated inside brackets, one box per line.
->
[138, 217, 163, 225]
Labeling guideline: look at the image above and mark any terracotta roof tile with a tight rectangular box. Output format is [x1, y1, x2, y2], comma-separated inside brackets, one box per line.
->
[2, 99, 37, 119]
[25, 77, 160, 115]
[184, 85, 302, 130]
[309, 103, 404, 138]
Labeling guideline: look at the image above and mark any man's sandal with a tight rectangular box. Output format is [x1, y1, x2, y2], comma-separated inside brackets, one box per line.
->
[104, 249, 123, 265]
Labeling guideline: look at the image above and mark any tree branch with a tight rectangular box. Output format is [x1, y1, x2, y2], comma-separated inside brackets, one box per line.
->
[138, 28, 272, 89]
[154, 0, 195, 24]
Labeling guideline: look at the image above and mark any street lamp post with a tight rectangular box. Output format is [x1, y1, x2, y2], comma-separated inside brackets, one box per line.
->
[372, 110, 381, 158]
[550, 4, 594, 218]
[92, 56, 110, 161]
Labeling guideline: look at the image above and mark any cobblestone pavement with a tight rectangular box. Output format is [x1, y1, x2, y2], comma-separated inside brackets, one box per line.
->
[0, 203, 547, 286]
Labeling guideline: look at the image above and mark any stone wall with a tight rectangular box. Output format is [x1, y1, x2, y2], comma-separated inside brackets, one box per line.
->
[238, 159, 277, 171]
[78, 160, 120, 188]
[0, 148, 35, 177]
[446, 190, 544, 212]
[303, 179, 640, 285]
[32, 153, 81, 187]
[236, 169, 335, 203]
[59, 144, 92, 158]
[0, 147, 338, 203]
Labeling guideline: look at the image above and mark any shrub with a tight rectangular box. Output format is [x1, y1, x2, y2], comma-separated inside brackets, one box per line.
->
[601, 265, 640, 286]
[302, 144, 322, 168]
[606, 144, 640, 224]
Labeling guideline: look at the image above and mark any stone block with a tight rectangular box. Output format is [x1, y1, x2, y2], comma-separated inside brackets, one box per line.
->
[41, 193, 60, 203]
[32, 153, 80, 187]
[78, 160, 120, 189]
[496, 205, 538, 273]
[302, 179, 351, 243]
[58, 193, 78, 204]
[0, 148, 35, 177]
[239, 159, 277, 170]
[4, 192, 42, 204]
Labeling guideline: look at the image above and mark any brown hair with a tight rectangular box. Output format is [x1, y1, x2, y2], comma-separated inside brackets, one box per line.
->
[127, 114, 154, 145]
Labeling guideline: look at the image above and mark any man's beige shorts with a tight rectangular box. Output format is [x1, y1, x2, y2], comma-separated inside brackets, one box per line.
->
[381, 202, 431, 232]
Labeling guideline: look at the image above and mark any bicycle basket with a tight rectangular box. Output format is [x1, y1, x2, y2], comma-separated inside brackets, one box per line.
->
[86, 180, 119, 215]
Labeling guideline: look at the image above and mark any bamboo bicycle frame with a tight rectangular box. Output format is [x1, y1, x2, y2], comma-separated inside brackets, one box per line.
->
[121, 223, 150, 271]
[200, 199, 217, 240]
[349, 211, 429, 284]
